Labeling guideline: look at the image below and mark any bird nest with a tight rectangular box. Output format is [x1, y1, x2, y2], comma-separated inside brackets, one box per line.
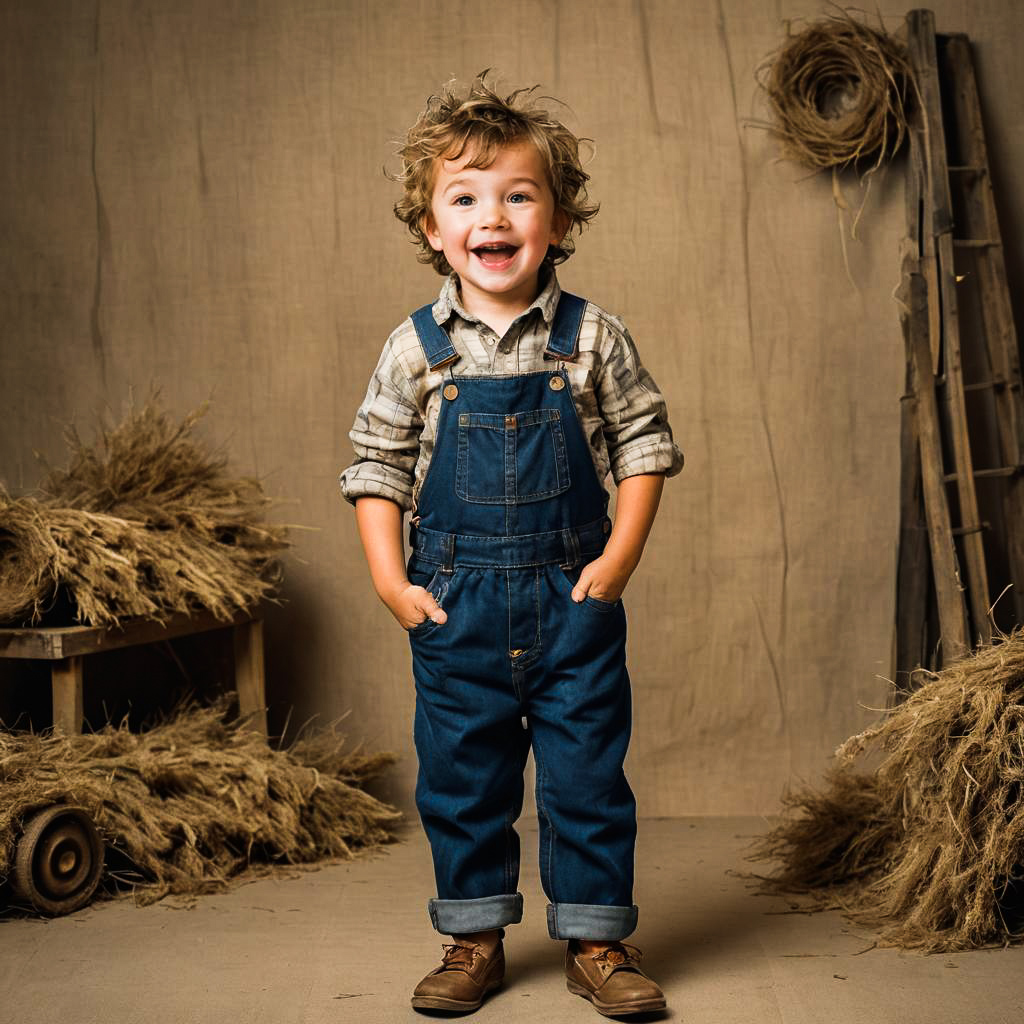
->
[757, 10, 914, 174]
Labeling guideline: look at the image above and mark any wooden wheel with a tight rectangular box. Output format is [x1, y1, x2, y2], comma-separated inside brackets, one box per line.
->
[11, 805, 104, 915]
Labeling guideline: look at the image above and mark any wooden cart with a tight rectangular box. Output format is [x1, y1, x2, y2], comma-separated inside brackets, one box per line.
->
[0, 608, 267, 735]
[0, 609, 267, 914]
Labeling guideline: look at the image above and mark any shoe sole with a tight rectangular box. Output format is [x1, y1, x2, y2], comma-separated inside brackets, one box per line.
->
[411, 977, 502, 1013]
[567, 979, 667, 1017]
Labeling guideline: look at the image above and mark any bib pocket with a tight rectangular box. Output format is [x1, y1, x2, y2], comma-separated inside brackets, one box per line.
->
[456, 408, 571, 504]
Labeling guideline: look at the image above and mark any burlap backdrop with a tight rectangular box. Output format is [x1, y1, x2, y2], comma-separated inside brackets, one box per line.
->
[2, 1, 1022, 814]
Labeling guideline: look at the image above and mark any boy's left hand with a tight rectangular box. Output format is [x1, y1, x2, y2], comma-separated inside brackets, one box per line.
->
[570, 553, 633, 604]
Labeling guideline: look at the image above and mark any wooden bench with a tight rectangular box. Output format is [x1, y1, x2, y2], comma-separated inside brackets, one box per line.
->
[0, 609, 267, 735]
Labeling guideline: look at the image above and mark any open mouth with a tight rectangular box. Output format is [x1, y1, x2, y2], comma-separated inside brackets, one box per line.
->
[472, 243, 519, 267]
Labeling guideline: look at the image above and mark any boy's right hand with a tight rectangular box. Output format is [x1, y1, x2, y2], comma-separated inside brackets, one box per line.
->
[383, 581, 448, 632]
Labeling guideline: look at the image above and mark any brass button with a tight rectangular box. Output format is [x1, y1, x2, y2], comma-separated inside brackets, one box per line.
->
[549, 375, 565, 391]
[509, 648, 524, 658]
[443, 383, 459, 400]
[505, 415, 516, 428]
[459, 414, 468, 425]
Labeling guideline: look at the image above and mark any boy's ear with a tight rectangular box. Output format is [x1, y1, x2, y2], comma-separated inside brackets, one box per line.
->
[550, 209, 571, 246]
[423, 213, 445, 252]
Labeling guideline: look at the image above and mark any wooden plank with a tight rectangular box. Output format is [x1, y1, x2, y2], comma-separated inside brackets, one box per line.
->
[0, 628, 65, 659]
[0, 608, 253, 661]
[894, 375, 932, 686]
[907, 11, 945, 373]
[894, 110, 932, 687]
[233, 619, 268, 736]
[907, 269, 969, 660]
[935, 223, 991, 640]
[908, 10, 991, 642]
[51, 656, 84, 734]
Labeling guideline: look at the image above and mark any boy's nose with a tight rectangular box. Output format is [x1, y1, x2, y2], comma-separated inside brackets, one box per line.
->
[477, 199, 510, 229]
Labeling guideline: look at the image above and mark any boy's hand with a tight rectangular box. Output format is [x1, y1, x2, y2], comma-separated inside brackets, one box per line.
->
[353, 499, 449, 631]
[570, 553, 633, 605]
[383, 580, 448, 631]
[569, 474, 666, 605]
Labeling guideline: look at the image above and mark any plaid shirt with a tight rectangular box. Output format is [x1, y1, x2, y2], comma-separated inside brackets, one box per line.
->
[339, 270, 683, 513]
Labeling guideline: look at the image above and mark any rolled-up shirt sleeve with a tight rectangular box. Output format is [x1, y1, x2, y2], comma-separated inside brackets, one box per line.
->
[595, 320, 684, 483]
[339, 337, 422, 511]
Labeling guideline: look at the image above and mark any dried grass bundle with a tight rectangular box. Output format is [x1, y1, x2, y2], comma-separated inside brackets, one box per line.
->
[0, 701, 401, 905]
[0, 494, 62, 625]
[754, 633, 1024, 950]
[758, 10, 913, 173]
[0, 401, 288, 627]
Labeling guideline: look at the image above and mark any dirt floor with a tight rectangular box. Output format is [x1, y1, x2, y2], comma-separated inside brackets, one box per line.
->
[1, 817, 1022, 1024]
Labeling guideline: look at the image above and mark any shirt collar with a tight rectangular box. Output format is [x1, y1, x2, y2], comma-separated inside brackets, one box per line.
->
[431, 266, 562, 328]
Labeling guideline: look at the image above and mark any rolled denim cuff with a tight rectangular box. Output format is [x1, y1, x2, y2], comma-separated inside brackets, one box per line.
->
[546, 902, 639, 940]
[428, 893, 524, 934]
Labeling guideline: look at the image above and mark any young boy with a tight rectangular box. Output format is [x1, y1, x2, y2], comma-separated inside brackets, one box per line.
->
[340, 74, 683, 1017]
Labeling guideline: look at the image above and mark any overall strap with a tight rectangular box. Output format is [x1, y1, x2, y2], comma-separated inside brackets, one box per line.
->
[410, 304, 458, 371]
[411, 291, 587, 367]
[544, 291, 587, 361]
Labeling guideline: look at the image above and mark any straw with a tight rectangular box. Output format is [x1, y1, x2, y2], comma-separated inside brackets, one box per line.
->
[0, 700, 401, 905]
[753, 632, 1024, 950]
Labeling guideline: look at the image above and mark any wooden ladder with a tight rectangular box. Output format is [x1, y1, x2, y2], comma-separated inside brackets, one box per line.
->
[895, 9, 1024, 682]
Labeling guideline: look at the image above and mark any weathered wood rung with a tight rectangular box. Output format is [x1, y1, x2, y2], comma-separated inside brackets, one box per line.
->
[948, 164, 986, 174]
[962, 376, 1003, 391]
[964, 378, 1007, 393]
[953, 238, 1001, 248]
[951, 523, 988, 537]
[943, 465, 1021, 482]
[935, 375, 1010, 392]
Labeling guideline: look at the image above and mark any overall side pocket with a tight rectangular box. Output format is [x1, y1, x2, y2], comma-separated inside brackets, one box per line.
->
[406, 561, 450, 635]
[557, 563, 621, 612]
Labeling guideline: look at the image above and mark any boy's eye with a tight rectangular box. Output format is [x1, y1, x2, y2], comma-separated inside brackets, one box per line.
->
[453, 195, 475, 207]
[508, 192, 531, 204]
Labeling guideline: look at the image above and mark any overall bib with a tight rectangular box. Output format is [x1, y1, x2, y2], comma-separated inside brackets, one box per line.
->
[407, 292, 638, 941]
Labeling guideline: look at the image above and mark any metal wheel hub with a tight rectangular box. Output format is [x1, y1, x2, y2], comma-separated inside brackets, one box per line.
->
[12, 805, 105, 915]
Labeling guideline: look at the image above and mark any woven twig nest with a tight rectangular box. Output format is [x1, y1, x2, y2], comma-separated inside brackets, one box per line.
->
[758, 10, 913, 173]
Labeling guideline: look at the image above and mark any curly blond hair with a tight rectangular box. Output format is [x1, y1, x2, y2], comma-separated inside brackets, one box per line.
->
[392, 72, 599, 275]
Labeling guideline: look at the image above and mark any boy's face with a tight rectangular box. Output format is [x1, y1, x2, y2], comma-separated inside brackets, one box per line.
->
[424, 140, 566, 316]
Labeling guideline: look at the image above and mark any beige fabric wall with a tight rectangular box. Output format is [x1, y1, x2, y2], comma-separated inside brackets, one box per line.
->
[2, 0, 1022, 815]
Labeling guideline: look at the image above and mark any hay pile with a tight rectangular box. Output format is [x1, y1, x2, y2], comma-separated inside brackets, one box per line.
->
[758, 10, 913, 173]
[0, 401, 288, 627]
[0, 701, 401, 905]
[754, 633, 1024, 950]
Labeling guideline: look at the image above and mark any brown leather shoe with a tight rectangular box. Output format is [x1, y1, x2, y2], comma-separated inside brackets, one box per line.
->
[565, 941, 666, 1017]
[410, 939, 505, 1013]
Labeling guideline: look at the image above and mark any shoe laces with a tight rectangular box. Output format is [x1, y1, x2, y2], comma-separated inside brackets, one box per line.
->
[440, 942, 480, 970]
[591, 942, 642, 968]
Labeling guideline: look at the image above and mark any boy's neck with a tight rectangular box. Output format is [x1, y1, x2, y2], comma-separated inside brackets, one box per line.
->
[457, 274, 541, 339]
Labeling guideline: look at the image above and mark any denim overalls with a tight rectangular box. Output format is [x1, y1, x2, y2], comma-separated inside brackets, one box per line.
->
[406, 291, 638, 942]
